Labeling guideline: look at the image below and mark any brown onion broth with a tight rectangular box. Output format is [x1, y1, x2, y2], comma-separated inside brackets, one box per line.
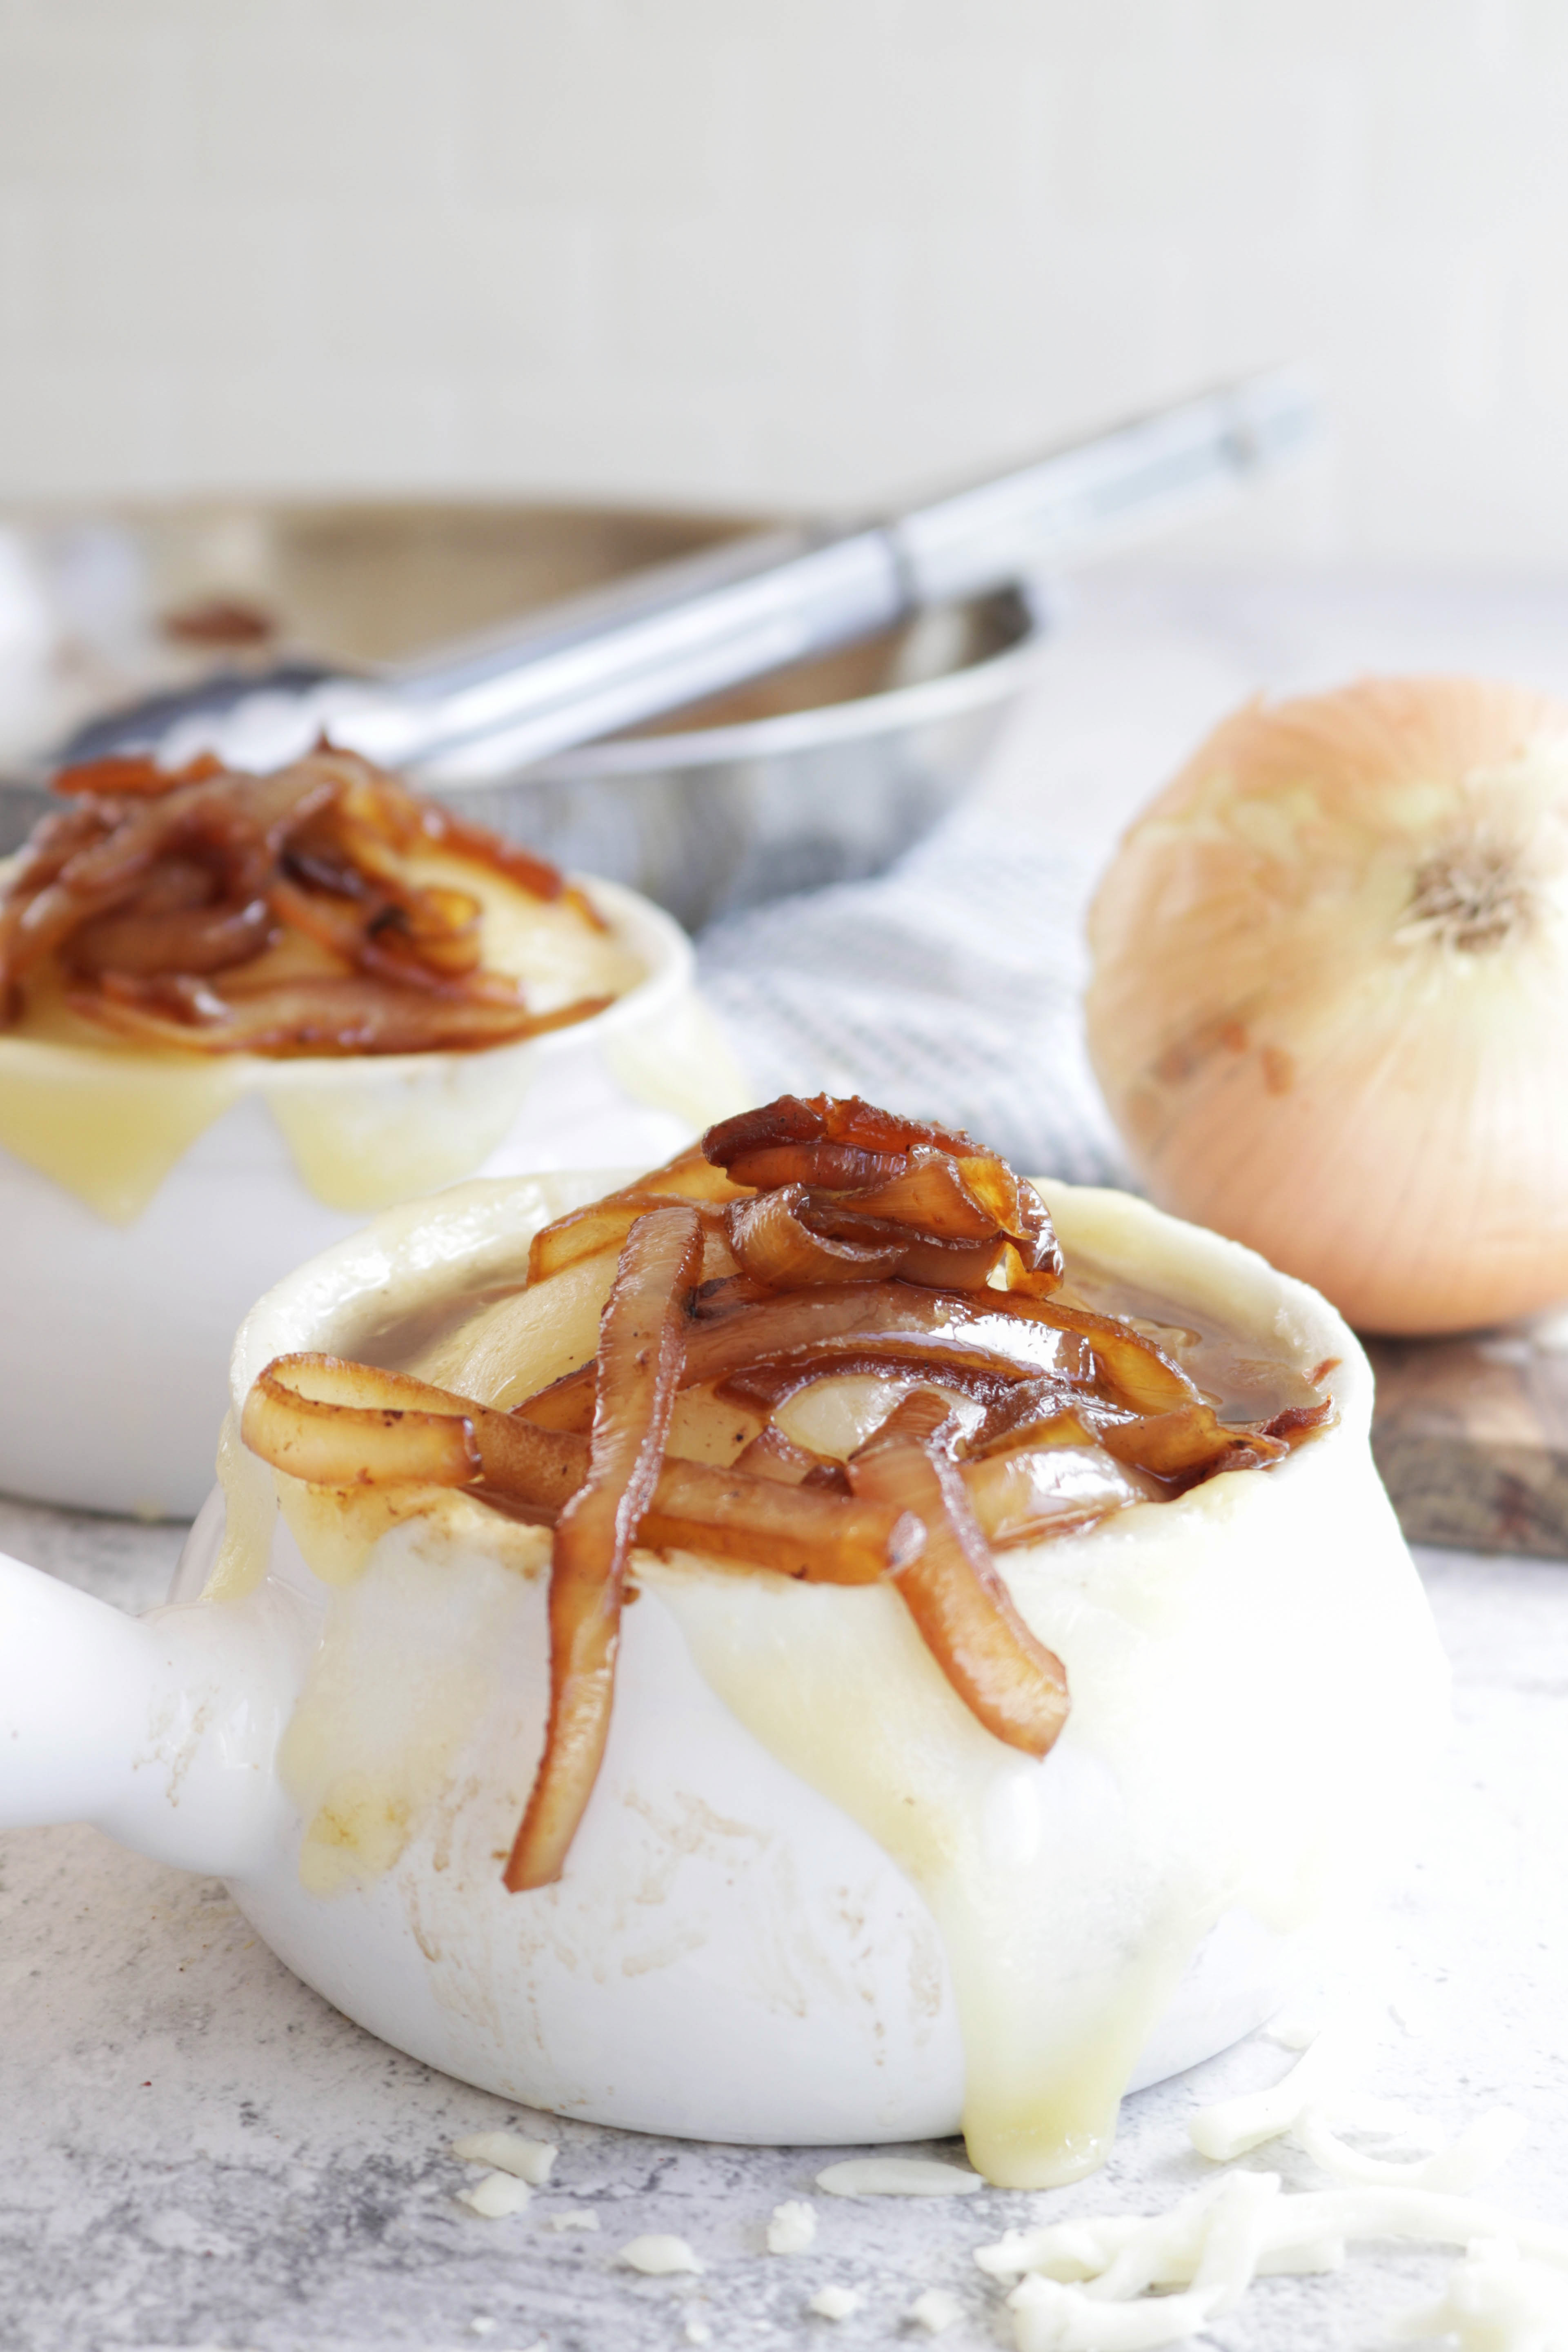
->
[369, 1245, 1322, 1442]
[1054, 1251, 1325, 1424]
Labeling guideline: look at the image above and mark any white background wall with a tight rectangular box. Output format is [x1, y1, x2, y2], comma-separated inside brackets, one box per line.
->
[2, 0, 1565, 564]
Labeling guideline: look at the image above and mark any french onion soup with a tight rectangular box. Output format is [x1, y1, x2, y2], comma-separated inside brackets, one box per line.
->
[0, 745, 638, 1058]
[240, 1095, 1336, 1894]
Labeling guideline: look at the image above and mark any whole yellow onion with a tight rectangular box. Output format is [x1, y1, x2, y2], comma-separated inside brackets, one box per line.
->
[1085, 676, 1568, 1335]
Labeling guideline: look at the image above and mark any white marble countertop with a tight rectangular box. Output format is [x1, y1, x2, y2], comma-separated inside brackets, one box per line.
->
[5, 570, 1568, 2351]
[5, 1498, 1565, 2352]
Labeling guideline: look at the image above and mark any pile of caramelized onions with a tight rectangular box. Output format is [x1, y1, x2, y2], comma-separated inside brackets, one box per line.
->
[240, 1096, 1335, 1891]
[0, 746, 611, 1055]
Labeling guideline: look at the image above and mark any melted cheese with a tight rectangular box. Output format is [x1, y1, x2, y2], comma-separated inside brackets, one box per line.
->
[0, 866, 643, 1223]
[648, 1553, 1208, 2188]
[0, 1015, 247, 1225]
[618, 2236, 704, 2276]
[276, 1505, 552, 1894]
[451, 2132, 557, 2183]
[204, 1413, 278, 1602]
[816, 2159, 981, 2197]
[455, 2172, 532, 2218]
[991, 2141, 1568, 2352]
[985, 2038, 1557, 2352]
[766, 2201, 817, 2252]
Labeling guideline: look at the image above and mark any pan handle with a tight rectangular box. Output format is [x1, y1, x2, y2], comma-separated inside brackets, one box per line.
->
[889, 369, 1318, 607]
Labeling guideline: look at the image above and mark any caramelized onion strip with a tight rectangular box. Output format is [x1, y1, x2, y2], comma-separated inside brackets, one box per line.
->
[515, 1364, 597, 1434]
[242, 1358, 482, 1489]
[245, 1353, 915, 1589]
[1096, 1402, 1287, 1491]
[955, 1157, 1063, 1288]
[354, 771, 575, 909]
[720, 1140, 908, 1192]
[527, 1202, 653, 1286]
[9, 763, 335, 983]
[505, 1205, 705, 1893]
[52, 753, 224, 799]
[242, 1353, 583, 1510]
[265, 870, 405, 978]
[703, 1093, 975, 1179]
[292, 750, 576, 908]
[384, 883, 486, 976]
[74, 974, 611, 1057]
[965, 1380, 1098, 1455]
[1023, 1300, 1198, 1413]
[641, 1457, 917, 1583]
[1, 805, 116, 987]
[67, 895, 275, 978]
[963, 1444, 1157, 1550]
[716, 1346, 1028, 1415]
[725, 1186, 906, 1286]
[267, 870, 489, 996]
[1264, 1398, 1336, 1444]
[628, 1143, 755, 1204]
[527, 1149, 746, 1286]
[477, 1442, 899, 1551]
[685, 1284, 1085, 1388]
[879, 1237, 1010, 1292]
[733, 1425, 838, 1485]
[527, 1197, 728, 1287]
[700, 1097, 1064, 1290]
[848, 1390, 1070, 1758]
[816, 1149, 1002, 1242]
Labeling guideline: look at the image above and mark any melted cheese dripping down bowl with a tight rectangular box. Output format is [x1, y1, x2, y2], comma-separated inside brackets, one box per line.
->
[159, 1170, 1446, 2190]
[0, 859, 744, 1517]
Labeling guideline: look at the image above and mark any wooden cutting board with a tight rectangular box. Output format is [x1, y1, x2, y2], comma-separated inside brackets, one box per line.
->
[1367, 1328, 1568, 1558]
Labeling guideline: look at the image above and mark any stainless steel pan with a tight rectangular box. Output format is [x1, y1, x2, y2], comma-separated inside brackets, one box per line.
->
[440, 582, 1043, 926]
[0, 373, 1312, 920]
[0, 511, 1039, 922]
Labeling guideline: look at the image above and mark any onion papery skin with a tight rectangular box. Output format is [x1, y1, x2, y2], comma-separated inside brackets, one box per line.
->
[1085, 676, 1568, 1335]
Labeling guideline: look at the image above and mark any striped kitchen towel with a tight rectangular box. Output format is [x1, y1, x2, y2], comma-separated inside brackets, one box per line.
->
[698, 805, 1131, 1187]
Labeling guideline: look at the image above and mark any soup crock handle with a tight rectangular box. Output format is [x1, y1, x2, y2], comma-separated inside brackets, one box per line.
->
[0, 1551, 298, 1878]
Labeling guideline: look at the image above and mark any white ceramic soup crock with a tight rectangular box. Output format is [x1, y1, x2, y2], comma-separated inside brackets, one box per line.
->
[0, 1175, 1448, 2188]
[0, 878, 745, 1517]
